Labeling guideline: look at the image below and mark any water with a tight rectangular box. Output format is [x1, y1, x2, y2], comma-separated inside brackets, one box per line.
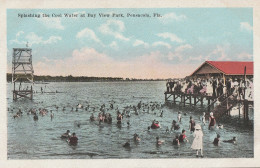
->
[7, 81, 253, 159]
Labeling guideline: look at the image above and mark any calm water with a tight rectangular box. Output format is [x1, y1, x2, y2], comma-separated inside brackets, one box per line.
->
[7, 81, 253, 159]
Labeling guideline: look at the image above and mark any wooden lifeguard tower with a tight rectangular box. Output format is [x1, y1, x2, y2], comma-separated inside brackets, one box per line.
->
[12, 46, 34, 100]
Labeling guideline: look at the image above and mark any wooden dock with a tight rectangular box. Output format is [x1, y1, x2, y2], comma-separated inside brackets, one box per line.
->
[164, 91, 253, 121]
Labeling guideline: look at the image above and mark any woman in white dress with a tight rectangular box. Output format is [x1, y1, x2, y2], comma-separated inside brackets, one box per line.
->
[181, 81, 187, 93]
[191, 124, 203, 157]
[206, 79, 213, 96]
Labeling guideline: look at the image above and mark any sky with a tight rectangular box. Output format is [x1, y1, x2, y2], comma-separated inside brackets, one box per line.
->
[7, 8, 253, 79]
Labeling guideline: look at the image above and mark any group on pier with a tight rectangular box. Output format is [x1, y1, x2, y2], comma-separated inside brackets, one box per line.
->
[166, 76, 253, 101]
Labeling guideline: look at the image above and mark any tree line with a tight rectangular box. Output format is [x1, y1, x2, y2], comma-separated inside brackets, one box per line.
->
[6, 74, 164, 82]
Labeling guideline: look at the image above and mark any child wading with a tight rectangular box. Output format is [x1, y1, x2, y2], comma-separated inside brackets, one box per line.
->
[191, 124, 203, 158]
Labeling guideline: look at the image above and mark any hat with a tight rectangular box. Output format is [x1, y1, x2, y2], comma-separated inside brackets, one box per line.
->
[195, 124, 201, 130]
[210, 112, 213, 116]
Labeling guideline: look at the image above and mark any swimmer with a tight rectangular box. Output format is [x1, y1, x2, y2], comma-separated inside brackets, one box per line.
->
[171, 120, 180, 131]
[179, 129, 189, 143]
[108, 114, 112, 124]
[117, 113, 123, 124]
[61, 130, 71, 139]
[90, 113, 95, 121]
[160, 110, 163, 117]
[123, 142, 130, 148]
[177, 112, 182, 123]
[189, 116, 196, 132]
[68, 133, 78, 145]
[165, 126, 169, 133]
[13, 113, 20, 119]
[217, 124, 224, 129]
[156, 137, 164, 145]
[201, 112, 206, 125]
[147, 126, 151, 132]
[33, 114, 38, 121]
[151, 120, 160, 129]
[223, 137, 237, 144]
[50, 111, 54, 119]
[213, 134, 221, 146]
[127, 121, 130, 127]
[77, 104, 83, 109]
[133, 133, 141, 142]
[173, 135, 180, 145]
[208, 112, 216, 130]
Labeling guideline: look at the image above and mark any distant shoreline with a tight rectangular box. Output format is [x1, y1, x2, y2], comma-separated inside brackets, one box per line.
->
[6, 73, 166, 82]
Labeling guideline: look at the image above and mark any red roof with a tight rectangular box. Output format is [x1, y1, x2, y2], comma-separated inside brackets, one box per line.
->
[191, 61, 254, 76]
[207, 61, 253, 75]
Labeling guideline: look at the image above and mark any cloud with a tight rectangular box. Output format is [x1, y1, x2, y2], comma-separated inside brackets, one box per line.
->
[133, 39, 149, 48]
[76, 28, 101, 43]
[10, 32, 62, 46]
[205, 43, 231, 61]
[187, 55, 204, 62]
[99, 20, 130, 41]
[237, 52, 253, 60]
[37, 14, 64, 30]
[240, 22, 252, 32]
[157, 32, 184, 43]
[109, 41, 118, 50]
[152, 41, 171, 49]
[168, 44, 193, 61]
[10, 31, 26, 45]
[160, 12, 187, 24]
[33, 48, 194, 78]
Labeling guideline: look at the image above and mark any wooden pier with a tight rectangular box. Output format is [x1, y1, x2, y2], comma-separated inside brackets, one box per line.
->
[164, 91, 253, 121]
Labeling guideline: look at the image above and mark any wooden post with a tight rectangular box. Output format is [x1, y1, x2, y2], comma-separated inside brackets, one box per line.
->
[183, 95, 186, 107]
[238, 102, 241, 118]
[173, 94, 176, 104]
[165, 93, 167, 102]
[201, 97, 203, 107]
[189, 95, 192, 106]
[207, 98, 210, 112]
[243, 101, 246, 120]
[194, 97, 196, 106]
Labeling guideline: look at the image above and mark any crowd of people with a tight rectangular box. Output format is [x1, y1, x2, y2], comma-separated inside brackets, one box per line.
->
[166, 76, 254, 101]
[10, 97, 239, 157]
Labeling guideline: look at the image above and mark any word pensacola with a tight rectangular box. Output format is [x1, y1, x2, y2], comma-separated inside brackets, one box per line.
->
[18, 13, 41, 18]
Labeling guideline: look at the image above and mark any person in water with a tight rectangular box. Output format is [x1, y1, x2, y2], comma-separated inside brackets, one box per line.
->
[151, 120, 160, 129]
[173, 135, 180, 145]
[33, 114, 38, 121]
[179, 129, 189, 143]
[90, 113, 95, 121]
[133, 133, 141, 142]
[50, 111, 54, 119]
[201, 112, 206, 125]
[208, 112, 216, 130]
[61, 130, 71, 139]
[171, 120, 180, 131]
[156, 137, 164, 145]
[213, 134, 221, 146]
[223, 137, 237, 144]
[189, 116, 196, 132]
[191, 124, 204, 158]
[68, 133, 78, 145]
[117, 113, 123, 124]
[177, 112, 182, 123]
[123, 141, 130, 148]
[147, 126, 151, 132]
